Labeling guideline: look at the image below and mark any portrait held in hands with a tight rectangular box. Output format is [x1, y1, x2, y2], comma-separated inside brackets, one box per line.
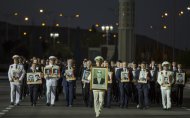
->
[176, 73, 185, 85]
[91, 67, 108, 90]
[27, 72, 42, 84]
[138, 71, 148, 83]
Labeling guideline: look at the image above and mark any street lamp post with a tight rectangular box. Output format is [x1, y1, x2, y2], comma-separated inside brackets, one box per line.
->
[50, 33, 59, 50]
[101, 25, 113, 47]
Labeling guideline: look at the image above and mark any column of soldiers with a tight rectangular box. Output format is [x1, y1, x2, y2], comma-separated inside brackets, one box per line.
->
[8, 55, 187, 113]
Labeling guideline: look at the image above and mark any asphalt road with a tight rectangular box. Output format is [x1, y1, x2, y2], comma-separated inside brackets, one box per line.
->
[0, 79, 190, 118]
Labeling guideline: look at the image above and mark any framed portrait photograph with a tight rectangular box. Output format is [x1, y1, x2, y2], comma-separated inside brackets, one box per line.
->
[82, 70, 91, 82]
[108, 72, 113, 84]
[12, 69, 20, 82]
[121, 71, 130, 82]
[65, 69, 76, 81]
[162, 75, 171, 87]
[176, 73, 185, 85]
[27, 72, 42, 84]
[91, 67, 108, 90]
[138, 71, 148, 83]
[52, 66, 60, 78]
[44, 67, 52, 78]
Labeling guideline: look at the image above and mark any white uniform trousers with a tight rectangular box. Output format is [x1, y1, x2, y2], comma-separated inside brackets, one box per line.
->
[46, 78, 57, 105]
[10, 83, 21, 104]
[93, 90, 105, 117]
[161, 88, 171, 109]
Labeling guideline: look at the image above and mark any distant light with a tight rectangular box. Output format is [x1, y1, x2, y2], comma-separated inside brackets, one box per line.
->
[24, 17, 29, 21]
[23, 32, 27, 36]
[95, 24, 99, 27]
[56, 23, 60, 27]
[50, 33, 59, 38]
[113, 34, 117, 38]
[59, 13, 63, 17]
[89, 29, 92, 32]
[75, 14, 80, 18]
[179, 11, 184, 16]
[39, 9, 44, 13]
[102, 34, 106, 37]
[150, 25, 153, 29]
[116, 22, 119, 26]
[164, 12, 168, 16]
[41, 22, 46, 26]
[163, 25, 167, 29]
[187, 6, 190, 11]
[14, 12, 18, 16]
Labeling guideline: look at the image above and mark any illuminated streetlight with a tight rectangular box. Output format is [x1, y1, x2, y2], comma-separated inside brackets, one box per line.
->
[187, 6, 190, 11]
[95, 24, 99, 27]
[24, 17, 29, 21]
[39, 9, 44, 13]
[14, 12, 18, 16]
[59, 13, 63, 17]
[41, 22, 46, 26]
[23, 32, 27, 36]
[75, 14, 80, 18]
[89, 28, 92, 32]
[50, 33, 59, 49]
[163, 25, 167, 29]
[101, 25, 113, 46]
[56, 23, 60, 27]
[164, 12, 168, 16]
[179, 11, 184, 16]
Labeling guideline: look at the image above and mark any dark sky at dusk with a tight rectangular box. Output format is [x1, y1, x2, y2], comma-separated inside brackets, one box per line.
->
[0, 0, 190, 50]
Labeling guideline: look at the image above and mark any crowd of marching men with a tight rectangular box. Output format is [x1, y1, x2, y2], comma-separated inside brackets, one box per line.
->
[8, 55, 187, 116]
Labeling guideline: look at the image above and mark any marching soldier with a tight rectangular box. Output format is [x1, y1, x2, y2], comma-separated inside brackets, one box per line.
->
[116, 61, 132, 108]
[175, 64, 187, 107]
[131, 62, 140, 107]
[89, 56, 106, 117]
[27, 59, 42, 106]
[44, 56, 60, 106]
[157, 61, 174, 110]
[171, 61, 178, 104]
[62, 59, 76, 107]
[149, 60, 158, 103]
[8, 55, 26, 105]
[136, 62, 151, 109]
[103, 60, 113, 108]
[81, 60, 93, 107]
[80, 59, 88, 103]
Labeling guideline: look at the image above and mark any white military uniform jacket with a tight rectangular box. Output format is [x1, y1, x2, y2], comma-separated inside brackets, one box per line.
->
[45, 64, 59, 86]
[157, 70, 174, 90]
[8, 64, 25, 85]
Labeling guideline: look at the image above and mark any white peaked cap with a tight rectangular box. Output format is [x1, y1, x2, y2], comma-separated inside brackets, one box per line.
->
[49, 56, 57, 60]
[162, 61, 170, 67]
[12, 55, 19, 59]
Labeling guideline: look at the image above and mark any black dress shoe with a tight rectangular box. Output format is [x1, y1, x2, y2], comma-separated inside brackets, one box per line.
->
[10, 102, 14, 105]
[163, 108, 167, 110]
[31, 103, 33, 106]
[46, 103, 50, 106]
[16, 103, 20, 106]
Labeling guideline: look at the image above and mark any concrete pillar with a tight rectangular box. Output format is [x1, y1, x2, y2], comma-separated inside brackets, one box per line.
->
[118, 0, 135, 62]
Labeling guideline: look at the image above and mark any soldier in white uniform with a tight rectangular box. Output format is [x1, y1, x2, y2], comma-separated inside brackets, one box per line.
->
[89, 56, 105, 117]
[8, 55, 26, 105]
[45, 56, 60, 106]
[157, 61, 174, 110]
